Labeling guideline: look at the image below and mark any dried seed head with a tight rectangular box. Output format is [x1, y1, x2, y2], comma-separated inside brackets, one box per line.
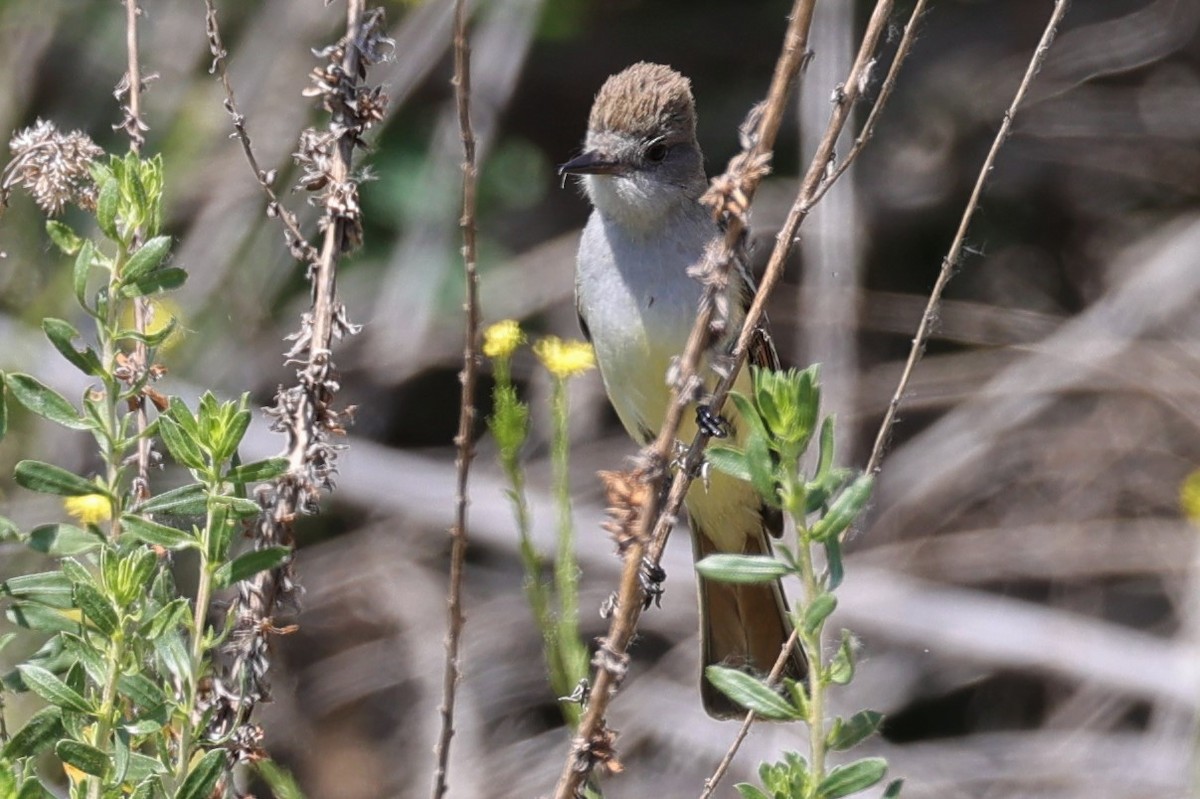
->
[4, 119, 103, 214]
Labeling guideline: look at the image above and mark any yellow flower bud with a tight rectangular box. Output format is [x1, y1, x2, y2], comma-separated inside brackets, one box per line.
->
[483, 319, 525, 359]
[534, 336, 596, 379]
[64, 494, 112, 525]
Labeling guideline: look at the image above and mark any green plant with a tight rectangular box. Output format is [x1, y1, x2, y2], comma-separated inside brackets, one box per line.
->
[697, 365, 899, 799]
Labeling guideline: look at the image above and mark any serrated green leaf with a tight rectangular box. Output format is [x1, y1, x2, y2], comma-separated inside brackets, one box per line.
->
[41, 319, 103, 377]
[827, 710, 883, 751]
[174, 749, 225, 799]
[811, 474, 873, 543]
[1, 572, 74, 608]
[119, 236, 171, 286]
[137, 483, 207, 516]
[705, 446, 751, 482]
[120, 514, 195, 550]
[696, 554, 790, 584]
[157, 416, 206, 471]
[5, 375, 92, 431]
[817, 757, 887, 799]
[46, 219, 83, 255]
[16, 665, 91, 713]
[73, 239, 96, 312]
[28, 523, 103, 556]
[2, 706, 64, 758]
[96, 176, 119, 241]
[704, 666, 800, 721]
[75, 583, 119, 636]
[214, 546, 290, 589]
[225, 457, 288, 485]
[119, 267, 186, 298]
[56, 740, 109, 778]
[802, 593, 837, 635]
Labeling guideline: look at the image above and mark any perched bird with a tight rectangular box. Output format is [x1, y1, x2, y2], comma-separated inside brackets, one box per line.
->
[560, 62, 805, 718]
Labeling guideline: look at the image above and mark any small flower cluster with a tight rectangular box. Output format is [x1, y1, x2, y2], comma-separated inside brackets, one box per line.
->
[2, 119, 103, 214]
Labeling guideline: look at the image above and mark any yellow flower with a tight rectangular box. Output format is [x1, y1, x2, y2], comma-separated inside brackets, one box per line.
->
[483, 319, 525, 359]
[1182, 470, 1200, 523]
[64, 494, 111, 525]
[534, 336, 596, 379]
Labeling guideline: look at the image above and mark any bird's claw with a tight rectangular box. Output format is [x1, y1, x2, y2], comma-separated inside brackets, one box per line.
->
[696, 404, 729, 438]
[639, 557, 666, 610]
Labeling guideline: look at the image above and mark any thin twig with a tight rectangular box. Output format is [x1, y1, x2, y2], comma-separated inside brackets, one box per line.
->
[431, 0, 480, 796]
[864, 0, 1072, 477]
[551, 3, 818, 796]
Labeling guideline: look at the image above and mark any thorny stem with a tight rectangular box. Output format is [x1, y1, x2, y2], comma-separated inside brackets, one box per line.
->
[864, 0, 1072, 476]
[551, 2, 817, 796]
[432, 0, 480, 795]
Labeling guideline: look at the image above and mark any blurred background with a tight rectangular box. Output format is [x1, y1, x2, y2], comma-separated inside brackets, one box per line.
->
[2, 0, 1199, 796]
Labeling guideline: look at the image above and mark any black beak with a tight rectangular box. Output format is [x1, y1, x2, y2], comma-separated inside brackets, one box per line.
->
[557, 150, 626, 176]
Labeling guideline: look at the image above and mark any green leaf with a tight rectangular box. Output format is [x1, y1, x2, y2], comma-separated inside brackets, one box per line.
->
[137, 483, 207, 516]
[2, 706, 64, 758]
[814, 415, 836, 480]
[696, 554, 790, 584]
[734, 786, 771, 799]
[705, 445, 750, 482]
[882, 778, 904, 798]
[811, 474, 873, 543]
[0, 375, 7, 444]
[28, 523, 103, 556]
[802, 593, 837, 635]
[16, 664, 91, 713]
[214, 408, 251, 464]
[46, 220, 83, 255]
[14, 460, 104, 497]
[225, 457, 288, 485]
[157, 416, 206, 471]
[209, 494, 261, 519]
[728, 389, 771, 447]
[255, 760, 304, 799]
[56, 740, 109, 778]
[73, 239, 96, 312]
[119, 267, 186, 298]
[827, 710, 883, 751]
[744, 428, 778, 506]
[141, 598, 189, 641]
[61, 633, 106, 686]
[6, 603, 80, 633]
[704, 666, 800, 721]
[118, 673, 167, 713]
[114, 316, 177, 348]
[42, 319, 102, 377]
[816, 758, 887, 799]
[75, 583, 119, 636]
[96, 176, 120, 241]
[124, 752, 168, 783]
[828, 630, 856, 685]
[119, 236, 171, 286]
[824, 536, 844, 591]
[174, 749, 225, 799]
[0, 632, 14, 654]
[120, 514, 195, 550]
[206, 504, 234, 564]
[214, 546, 290, 589]
[17, 779, 55, 799]
[5, 375, 92, 430]
[1, 572, 74, 608]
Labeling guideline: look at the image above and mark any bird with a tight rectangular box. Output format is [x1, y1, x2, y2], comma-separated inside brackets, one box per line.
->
[559, 62, 805, 718]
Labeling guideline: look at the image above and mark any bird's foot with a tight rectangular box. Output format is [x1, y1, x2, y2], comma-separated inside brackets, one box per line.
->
[639, 557, 666, 610]
[695, 404, 729, 438]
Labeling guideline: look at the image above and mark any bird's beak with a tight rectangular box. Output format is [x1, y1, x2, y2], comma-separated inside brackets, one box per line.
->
[558, 150, 627, 176]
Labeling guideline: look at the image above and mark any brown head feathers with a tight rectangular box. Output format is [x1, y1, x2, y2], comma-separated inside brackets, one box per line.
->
[588, 62, 697, 143]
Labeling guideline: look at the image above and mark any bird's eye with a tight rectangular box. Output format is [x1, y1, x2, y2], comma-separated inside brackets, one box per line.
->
[645, 142, 670, 163]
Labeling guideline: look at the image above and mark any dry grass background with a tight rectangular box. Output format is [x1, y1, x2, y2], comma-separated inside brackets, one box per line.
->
[1, 0, 1199, 797]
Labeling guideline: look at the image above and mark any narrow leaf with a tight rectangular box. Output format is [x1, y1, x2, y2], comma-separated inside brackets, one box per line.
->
[802, 593, 837, 635]
[16, 664, 91, 713]
[225, 457, 288, 484]
[174, 749, 225, 799]
[824, 536, 844, 591]
[56, 740, 109, 778]
[28, 523, 104, 556]
[96, 176, 119, 240]
[1, 572, 74, 608]
[137, 483, 207, 516]
[157, 416, 205, 471]
[214, 546, 290, 589]
[734, 786, 771, 799]
[119, 236, 171, 285]
[882, 778, 904, 798]
[46, 219, 83, 254]
[2, 706, 64, 758]
[120, 514, 195, 550]
[6, 603, 80, 633]
[0, 374, 7, 443]
[5, 375, 92, 430]
[827, 710, 883, 751]
[704, 445, 751, 482]
[118, 673, 167, 712]
[696, 554, 789, 584]
[704, 666, 800, 721]
[14, 461, 105, 497]
[119, 267, 186, 298]
[811, 474, 873, 543]
[209, 494, 261, 518]
[816, 758, 887, 799]
[75, 583, 119, 636]
[41, 319, 102, 376]
[73, 239, 96, 312]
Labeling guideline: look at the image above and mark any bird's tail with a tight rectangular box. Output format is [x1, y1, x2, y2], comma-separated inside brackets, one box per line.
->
[692, 523, 807, 719]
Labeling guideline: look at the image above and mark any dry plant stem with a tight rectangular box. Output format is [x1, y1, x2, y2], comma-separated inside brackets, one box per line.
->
[551, 3, 817, 797]
[203, 0, 318, 266]
[431, 0, 480, 796]
[864, 0, 1072, 477]
[123, 0, 153, 504]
